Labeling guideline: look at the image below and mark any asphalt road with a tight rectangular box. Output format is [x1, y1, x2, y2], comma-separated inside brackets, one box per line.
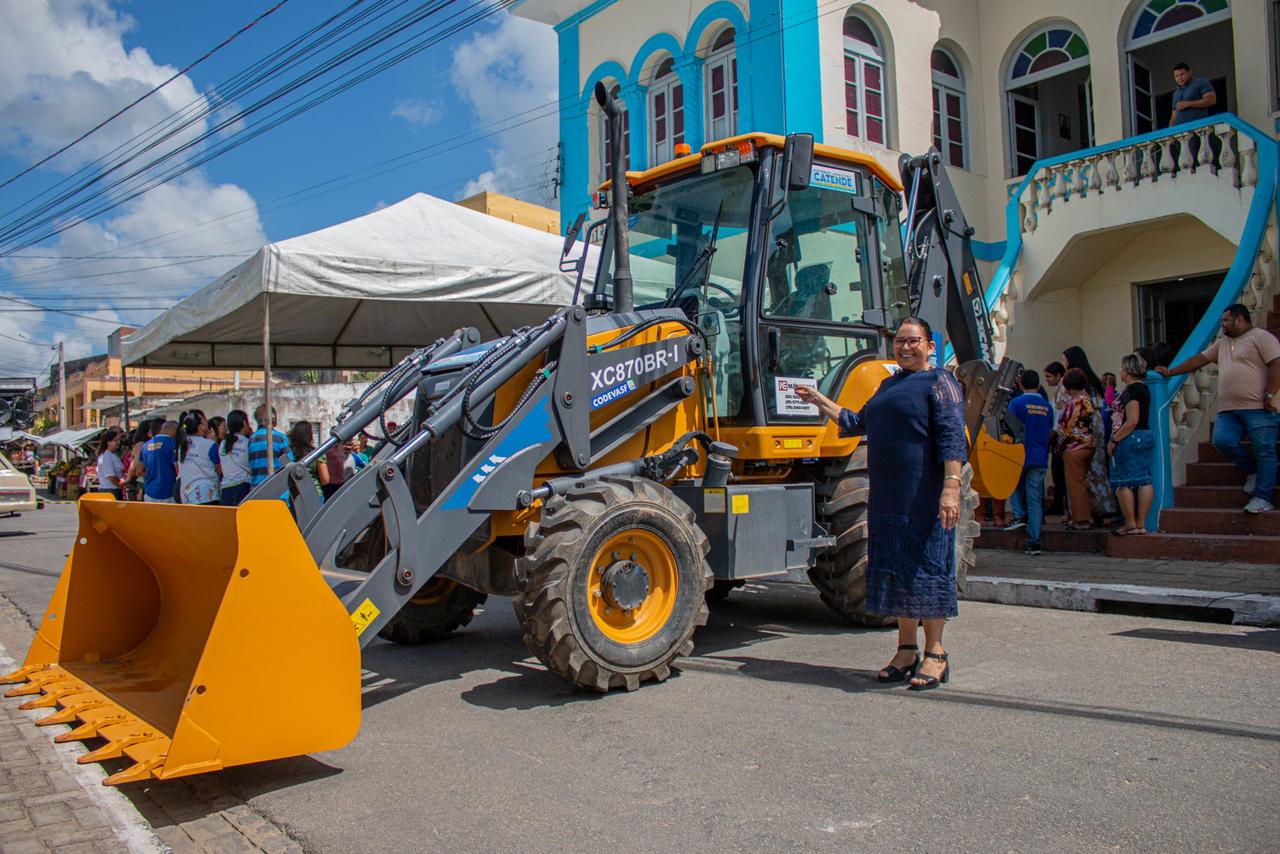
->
[2, 504, 1278, 852]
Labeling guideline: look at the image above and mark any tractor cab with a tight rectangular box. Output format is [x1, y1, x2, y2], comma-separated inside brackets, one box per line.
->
[583, 134, 912, 435]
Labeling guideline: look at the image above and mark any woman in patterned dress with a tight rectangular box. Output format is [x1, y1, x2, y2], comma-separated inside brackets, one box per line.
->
[796, 317, 967, 691]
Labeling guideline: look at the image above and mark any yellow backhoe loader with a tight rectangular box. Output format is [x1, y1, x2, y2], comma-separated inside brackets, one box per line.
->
[3, 84, 1025, 785]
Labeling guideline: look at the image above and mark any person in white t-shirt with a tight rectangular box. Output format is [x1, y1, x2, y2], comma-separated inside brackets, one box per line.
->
[177, 411, 222, 506]
[94, 427, 125, 499]
[219, 409, 253, 506]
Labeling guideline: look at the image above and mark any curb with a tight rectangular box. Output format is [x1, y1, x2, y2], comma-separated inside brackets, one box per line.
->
[963, 575, 1280, 627]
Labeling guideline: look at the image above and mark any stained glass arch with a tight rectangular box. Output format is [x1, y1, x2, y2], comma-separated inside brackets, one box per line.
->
[1007, 25, 1090, 88]
[1126, 0, 1230, 50]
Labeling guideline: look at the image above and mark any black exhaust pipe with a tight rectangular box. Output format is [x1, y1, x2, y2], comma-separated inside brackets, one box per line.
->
[595, 81, 633, 313]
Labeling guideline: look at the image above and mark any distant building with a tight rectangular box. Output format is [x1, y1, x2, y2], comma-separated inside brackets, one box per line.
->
[457, 191, 561, 235]
[36, 326, 267, 431]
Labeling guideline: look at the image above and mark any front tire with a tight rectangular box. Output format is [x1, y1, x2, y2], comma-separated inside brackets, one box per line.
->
[515, 476, 712, 692]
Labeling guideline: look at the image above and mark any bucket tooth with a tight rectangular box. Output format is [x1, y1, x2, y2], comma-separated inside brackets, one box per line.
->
[36, 700, 107, 727]
[55, 715, 127, 743]
[78, 732, 162, 764]
[104, 755, 164, 786]
[4, 683, 45, 698]
[0, 663, 47, 684]
[18, 684, 82, 710]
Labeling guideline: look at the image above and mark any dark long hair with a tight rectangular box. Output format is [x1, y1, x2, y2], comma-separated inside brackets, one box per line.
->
[96, 427, 121, 456]
[223, 409, 248, 455]
[176, 409, 205, 463]
[1063, 346, 1103, 397]
[131, 421, 152, 446]
[289, 421, 314, 461]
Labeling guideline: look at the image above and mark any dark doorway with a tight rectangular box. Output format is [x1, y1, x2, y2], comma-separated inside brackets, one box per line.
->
[1137, 272, 1224, 356]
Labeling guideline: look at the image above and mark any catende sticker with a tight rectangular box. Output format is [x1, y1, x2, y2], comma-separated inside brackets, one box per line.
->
[810, 164, 862, 195]
[775, 376, 818, 416]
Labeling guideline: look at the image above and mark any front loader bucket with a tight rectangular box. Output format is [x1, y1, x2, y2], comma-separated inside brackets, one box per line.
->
[1, 495, 360, 785]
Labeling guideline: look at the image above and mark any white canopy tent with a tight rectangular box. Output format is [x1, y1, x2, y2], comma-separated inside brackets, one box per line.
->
[121, 193, 590, 371]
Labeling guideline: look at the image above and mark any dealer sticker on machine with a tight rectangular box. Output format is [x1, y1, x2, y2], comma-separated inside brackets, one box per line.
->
[775, 376, 818, 416]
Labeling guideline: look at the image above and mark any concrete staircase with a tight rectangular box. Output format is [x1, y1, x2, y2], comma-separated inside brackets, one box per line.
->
[980, 293, 1280, 566]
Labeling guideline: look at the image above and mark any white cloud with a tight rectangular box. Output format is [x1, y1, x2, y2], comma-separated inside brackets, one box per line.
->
[450, 14, 559, 208]
[0, 0, 208, 170]
[0, 0, 267, 374]
[390, 97, 443, 128]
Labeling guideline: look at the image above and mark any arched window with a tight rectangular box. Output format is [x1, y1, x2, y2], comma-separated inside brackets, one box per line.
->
[842, 14, 888, 145]
[598, 83, 630, 178]
[704, 28, 738, 142]
[930, 48, 966, 169]
[1129, 0, 1230, 47]
[648, 57, 684, 165]
[1006, 25, 1092, 177]
[1125, 0, 1233, 133]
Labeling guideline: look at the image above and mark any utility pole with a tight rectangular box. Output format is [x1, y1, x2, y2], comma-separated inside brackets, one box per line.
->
[57, 342, 65, 433]
[57, 341, 66, 464]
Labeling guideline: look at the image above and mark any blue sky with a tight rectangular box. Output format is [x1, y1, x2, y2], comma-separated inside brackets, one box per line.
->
[0, 0, 559, 381]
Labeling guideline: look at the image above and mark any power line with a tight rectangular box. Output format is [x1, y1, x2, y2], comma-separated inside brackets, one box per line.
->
[0, 0, 504, 254]
[0, 0, 293, 192]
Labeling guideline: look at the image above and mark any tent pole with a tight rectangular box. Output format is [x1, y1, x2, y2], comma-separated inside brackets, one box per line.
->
[264, 291, 274, 473]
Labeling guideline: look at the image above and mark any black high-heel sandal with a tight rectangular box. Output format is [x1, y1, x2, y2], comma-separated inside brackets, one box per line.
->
[907, 651, 950, 691]
[877, 645, 920, 683]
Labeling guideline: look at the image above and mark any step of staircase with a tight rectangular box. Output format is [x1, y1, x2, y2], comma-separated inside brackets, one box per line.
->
[1173, 485, 1252, 508]
[1160, 507, 1280, 536]
[1106, 531, 1280, 564]
[975, 524, 1107, 553]
[1198, 442, 1279, 464]
[1185, 462, 1249, 486]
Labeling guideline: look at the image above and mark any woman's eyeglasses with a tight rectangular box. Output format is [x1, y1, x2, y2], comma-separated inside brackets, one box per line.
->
[892, 336, 926, 348]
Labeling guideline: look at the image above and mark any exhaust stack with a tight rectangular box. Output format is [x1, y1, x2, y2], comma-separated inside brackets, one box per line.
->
[595, 81, 633, 313]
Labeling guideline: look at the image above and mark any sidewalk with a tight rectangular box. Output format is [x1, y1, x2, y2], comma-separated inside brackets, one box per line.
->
[0, 598, 304, 854]
[966, 549, 1280, 626]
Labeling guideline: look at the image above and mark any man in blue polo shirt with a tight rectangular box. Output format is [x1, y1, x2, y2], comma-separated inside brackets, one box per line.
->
[1169, 62, 1216, 126]
[127, 420, 179, 503]
[248, 404, 293, 486]
[1005, 370, 1054, 555]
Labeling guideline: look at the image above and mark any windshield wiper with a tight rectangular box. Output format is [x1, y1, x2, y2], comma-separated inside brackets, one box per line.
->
[665, 201, 723, 307]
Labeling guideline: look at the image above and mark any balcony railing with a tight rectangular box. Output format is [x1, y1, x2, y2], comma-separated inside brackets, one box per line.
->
[961, 114, 1278, 530]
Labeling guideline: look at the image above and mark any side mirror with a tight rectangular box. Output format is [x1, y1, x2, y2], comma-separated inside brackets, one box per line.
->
[781, 133, 814, 191]
[561, 212, 586, 259]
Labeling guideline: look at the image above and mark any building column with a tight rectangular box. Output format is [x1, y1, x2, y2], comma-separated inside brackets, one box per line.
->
[556, 22, 590, 232]
[747, 0, 823, 139]
[675, 55, 704, 150]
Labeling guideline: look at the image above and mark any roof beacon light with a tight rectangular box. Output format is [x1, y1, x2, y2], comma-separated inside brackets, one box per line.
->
[700, 140, 756, 174]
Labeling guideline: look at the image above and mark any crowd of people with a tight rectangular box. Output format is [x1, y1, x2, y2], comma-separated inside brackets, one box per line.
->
[996, 302, 1279, 554]
[93, 403, 371, 506]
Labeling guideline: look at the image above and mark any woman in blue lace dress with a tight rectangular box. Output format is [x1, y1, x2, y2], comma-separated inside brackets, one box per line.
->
[796, 317, 968, 691]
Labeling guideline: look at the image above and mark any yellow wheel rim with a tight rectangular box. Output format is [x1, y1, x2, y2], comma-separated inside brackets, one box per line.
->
[588, 529, 678, 644]
[410, 577, 457, 606]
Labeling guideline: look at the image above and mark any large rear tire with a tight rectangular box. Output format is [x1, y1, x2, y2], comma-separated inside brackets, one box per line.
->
[514, 476, 712, 692]
[377, 575, 487, 645]
[809, 449, 977, 625]
[352, 520, 488, 645]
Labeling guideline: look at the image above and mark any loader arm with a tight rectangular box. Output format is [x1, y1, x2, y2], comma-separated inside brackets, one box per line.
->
[300, 305, 709, 644]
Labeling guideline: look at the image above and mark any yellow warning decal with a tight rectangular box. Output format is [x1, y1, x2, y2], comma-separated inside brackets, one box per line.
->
[731, 494, 750, 514]
[351, 599, 381, 637]
[782, 438, 803, 450]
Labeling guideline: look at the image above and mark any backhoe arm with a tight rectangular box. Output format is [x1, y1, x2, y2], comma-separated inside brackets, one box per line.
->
[899, 149, 1023, 447]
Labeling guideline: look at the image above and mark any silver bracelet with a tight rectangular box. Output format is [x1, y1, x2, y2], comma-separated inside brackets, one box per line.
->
[943, 474, 962, 483]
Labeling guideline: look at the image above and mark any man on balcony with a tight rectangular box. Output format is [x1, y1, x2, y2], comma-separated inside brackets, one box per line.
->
[1169, 62, 1216, 127]
[1158, 305, 1280, 514]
